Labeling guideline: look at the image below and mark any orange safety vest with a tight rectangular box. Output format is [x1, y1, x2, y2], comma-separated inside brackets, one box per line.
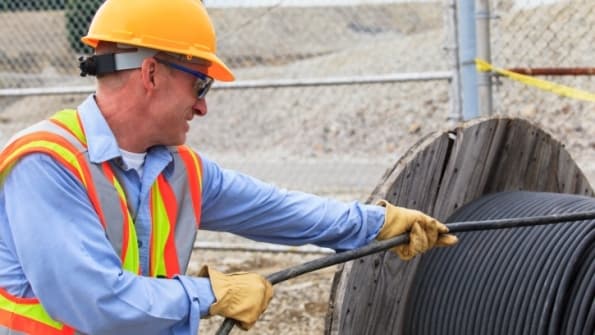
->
[0, 109, 203, 334]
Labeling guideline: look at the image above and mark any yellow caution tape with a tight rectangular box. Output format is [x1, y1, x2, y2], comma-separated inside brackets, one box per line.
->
[475, 58, 595, 103]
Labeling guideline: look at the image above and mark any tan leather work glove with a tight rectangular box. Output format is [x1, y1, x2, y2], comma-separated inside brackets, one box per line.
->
[199, 265, 273, 330]
[376, 200, 458, 260]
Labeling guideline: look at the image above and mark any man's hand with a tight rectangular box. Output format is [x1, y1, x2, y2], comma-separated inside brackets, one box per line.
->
[376, 200, 458, 260]
[199, 266, 273, 330]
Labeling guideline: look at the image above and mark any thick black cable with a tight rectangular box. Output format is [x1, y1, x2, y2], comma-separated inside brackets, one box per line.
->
[551, 229, 595, 334]
[216, 195, 595, 335]
[564, 243, 595, 334]
[585, 288, 595, 335]
[403, 191, 595, 335]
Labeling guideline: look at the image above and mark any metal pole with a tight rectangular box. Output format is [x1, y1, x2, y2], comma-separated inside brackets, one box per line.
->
[475, 0, 493, 116]
[445, 0, 463, 123]
[457, 0, 479, 120]
[506, 67, 595, 76]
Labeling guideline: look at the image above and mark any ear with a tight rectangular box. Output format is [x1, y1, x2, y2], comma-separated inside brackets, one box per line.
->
[139, 58, 159, 93]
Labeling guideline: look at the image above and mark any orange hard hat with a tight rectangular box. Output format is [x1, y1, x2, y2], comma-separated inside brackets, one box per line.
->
[81, 0, 234, 81]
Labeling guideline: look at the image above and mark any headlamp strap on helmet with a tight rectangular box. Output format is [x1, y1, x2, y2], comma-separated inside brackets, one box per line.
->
[78, 48, 159, 77]
[79, 54, 115, 77]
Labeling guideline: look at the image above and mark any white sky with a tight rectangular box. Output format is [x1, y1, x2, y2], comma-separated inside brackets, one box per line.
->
[203, 0, 562, 8]
[204, 0, 437, 8]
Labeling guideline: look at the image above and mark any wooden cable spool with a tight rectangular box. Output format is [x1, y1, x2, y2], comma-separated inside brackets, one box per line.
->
[324, 117, 594, 335]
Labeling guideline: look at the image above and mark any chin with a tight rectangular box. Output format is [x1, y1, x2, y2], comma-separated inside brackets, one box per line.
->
[175, 135, 187, 146]
[162, 136, 186, 147]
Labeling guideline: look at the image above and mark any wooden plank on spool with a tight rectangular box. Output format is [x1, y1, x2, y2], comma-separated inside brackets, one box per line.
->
[432, 118, 511, 218]
[325, 117, 593, 335]
[326, 130, 452, 334]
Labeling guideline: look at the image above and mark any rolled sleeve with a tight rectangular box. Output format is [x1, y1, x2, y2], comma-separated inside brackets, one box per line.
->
[175, 276, 216, 318]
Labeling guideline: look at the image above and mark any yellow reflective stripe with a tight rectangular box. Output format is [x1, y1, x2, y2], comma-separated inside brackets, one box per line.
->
[49, 109, 87, 146]
[177, 146, 202, 228]
[123, 222, 140, 272]
[0, 293, 64, 330]
[187, 149, 202, 189]
[0, 140, 87, 187]
[150, 181, 171, 277]
[177, 146, 202, 188]
[109, 173, 140, 273]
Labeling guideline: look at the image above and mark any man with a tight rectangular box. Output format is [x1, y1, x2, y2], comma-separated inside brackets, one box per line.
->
[0, 0, 457, 334]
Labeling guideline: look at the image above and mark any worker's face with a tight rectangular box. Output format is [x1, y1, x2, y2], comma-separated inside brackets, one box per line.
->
[148, 58, 210, 146]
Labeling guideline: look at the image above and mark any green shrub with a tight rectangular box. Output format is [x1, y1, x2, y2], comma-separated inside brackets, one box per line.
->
[65, 0, 104, 54]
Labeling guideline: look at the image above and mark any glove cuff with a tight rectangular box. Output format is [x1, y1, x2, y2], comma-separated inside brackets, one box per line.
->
[376, 199, 403, 241]
[198, 265, 232, 316]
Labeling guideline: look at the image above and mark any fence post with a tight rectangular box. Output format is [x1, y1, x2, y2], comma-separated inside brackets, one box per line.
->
[475, 0, 494, 116]
[445, 0, 463, 123]
[457, 0, 480, 120]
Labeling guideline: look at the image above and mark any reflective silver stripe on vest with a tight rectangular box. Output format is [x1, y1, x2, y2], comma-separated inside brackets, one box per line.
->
[167, 146, 200, 271]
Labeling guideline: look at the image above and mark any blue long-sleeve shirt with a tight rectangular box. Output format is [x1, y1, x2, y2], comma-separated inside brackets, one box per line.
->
[0, 95, 385, 334]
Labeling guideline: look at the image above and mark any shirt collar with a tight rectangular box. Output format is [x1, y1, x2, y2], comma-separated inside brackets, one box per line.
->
[77, 95, 174, 176]
[77, 95, 121, 164]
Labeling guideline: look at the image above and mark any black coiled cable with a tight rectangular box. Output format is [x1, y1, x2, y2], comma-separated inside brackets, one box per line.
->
[404, 191, 595, 335]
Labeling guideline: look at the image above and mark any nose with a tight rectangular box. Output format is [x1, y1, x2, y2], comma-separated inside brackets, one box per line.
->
[193, 98, 208, 117]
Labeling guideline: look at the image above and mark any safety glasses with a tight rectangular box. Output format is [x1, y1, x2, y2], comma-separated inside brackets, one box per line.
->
[154, 58, 214, 99]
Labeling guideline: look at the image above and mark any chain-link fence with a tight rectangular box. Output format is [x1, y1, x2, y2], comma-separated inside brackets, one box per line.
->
[489, 0, 595, 183]
[491, 0, 594, 110]
[0, 0, 454, 200]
